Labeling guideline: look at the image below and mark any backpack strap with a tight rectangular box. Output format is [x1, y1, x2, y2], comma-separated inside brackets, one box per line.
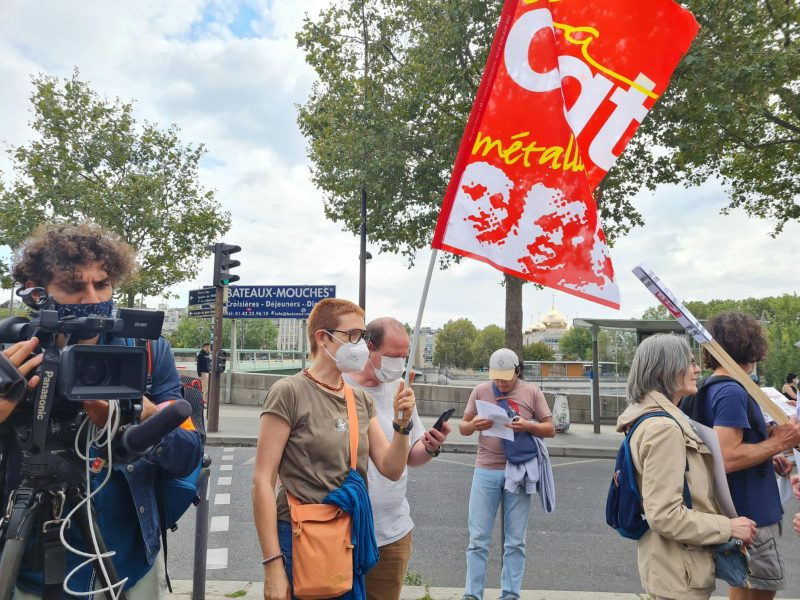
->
[626, 412, 692, 509]
[701, 376, 764, 441]
[131, 336, 173, 591]
[343, 384, 359, 470]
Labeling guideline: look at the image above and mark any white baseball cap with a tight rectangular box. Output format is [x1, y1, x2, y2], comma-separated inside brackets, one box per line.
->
[488, 348, 519, 380]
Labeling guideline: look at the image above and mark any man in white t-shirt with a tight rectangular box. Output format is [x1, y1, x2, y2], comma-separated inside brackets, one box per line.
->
[346, 317, 451, 600]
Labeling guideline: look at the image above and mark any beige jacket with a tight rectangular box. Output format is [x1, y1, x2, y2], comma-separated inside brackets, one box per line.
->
[616, 391, 732, 600]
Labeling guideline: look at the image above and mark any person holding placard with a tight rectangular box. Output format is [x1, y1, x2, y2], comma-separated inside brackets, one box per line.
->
[687, 311, 800, 599]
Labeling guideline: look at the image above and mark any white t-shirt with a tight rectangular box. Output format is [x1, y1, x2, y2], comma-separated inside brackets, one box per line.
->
[345, 377, 425, 546]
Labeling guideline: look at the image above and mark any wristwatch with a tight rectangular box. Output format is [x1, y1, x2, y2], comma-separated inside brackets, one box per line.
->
[392, 420, 414, 435]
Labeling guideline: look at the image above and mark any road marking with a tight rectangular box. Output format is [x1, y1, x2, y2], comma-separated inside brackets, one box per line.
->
[217, 477, 232, 486]
[221, 454, 234, 461]
[214, 493, 231, 505]
[551, 458, 602, 468]
[210, 516, 229, 533]
[433, 457, 475, 468]
[223, 447, 235, 452]
[432, 457, 603, 469]
[220, 464, 233, 471]
[206, 548, 228, 570]
[243, 457, 256, 465]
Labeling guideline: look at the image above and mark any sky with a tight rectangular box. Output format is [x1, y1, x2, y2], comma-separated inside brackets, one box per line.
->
[0, 0, 797, 331]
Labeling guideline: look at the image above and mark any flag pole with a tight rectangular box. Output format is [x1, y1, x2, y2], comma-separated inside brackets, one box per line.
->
[399, 249, 438, 419]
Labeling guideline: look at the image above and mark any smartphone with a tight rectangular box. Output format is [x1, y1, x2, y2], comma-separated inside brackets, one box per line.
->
[432, 408, 455, 432]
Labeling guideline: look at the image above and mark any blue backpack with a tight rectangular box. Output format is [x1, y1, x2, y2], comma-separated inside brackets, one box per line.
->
[605, 411, 691, 539]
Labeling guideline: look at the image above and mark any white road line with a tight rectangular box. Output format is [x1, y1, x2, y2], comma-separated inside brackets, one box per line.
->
[210, 516, 230, 533]
[431, 457, 602, 469]
[551, 458, 602, 468]
[243, 457, 256, 465]
[206, 548, 228, 570]
[214, 493, 231, 505]
[220, 464, 233, 471]
[223, 447, 235, 452]
[221, 454, 234, 461]
[217, 477, 232, 486]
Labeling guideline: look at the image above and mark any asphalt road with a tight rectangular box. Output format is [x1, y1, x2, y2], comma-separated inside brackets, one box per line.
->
[168, 447, 800, 596]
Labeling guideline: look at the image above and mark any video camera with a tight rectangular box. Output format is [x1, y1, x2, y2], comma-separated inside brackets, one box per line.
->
[0, 287, 164, 453]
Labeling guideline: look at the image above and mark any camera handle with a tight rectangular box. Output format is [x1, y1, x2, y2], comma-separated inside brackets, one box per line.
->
[0, 484, 127, 600]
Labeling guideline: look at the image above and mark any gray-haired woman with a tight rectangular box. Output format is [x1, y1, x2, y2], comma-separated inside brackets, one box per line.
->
[616, 334, 756, 600]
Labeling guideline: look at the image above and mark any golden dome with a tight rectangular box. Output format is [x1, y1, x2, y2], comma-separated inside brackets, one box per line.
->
[542, 307, 567, 329]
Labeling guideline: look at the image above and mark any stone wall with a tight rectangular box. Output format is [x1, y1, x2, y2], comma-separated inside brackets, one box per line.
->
[222, 372, 627, 423]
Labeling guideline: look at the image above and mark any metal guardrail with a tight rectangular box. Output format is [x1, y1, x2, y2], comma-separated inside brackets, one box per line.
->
[172, 349, 306, 372]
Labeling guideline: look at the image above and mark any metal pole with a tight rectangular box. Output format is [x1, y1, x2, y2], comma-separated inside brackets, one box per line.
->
[208, 286, 224, 433]
[225, 319, 236, 405]
[358, 187, 367, 310]
[591, 325, 601, 434]
[192, 456, 212, 600]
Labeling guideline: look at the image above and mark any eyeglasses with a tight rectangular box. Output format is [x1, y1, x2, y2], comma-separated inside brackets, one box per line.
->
[326, 329, 370, 343]
[690, 357, 698, 366]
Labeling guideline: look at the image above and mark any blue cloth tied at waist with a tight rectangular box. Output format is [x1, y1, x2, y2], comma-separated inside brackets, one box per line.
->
[322, 469, 379, 600]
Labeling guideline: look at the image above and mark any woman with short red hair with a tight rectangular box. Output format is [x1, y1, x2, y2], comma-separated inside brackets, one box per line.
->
[252, 298, 416, 600]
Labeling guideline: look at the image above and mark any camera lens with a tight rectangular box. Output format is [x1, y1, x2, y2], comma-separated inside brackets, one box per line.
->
[76, 358, 112, 387]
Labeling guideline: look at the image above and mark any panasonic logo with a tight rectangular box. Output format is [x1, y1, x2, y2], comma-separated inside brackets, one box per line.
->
[36, 370, 55, 421]
[134, 321, 147, 328]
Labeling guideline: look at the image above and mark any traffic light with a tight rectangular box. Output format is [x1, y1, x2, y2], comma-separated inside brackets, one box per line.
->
[216, 350, 228, 374]
[209, 242, 241, 287]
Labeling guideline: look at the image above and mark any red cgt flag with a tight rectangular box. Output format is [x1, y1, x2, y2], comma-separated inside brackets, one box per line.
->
[432, 0, 699, 309]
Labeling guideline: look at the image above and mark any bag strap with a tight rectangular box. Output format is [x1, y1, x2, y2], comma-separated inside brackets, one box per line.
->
[626, 411, 692, 509]
[700, 376, 763, 440]
[343, 384, 359, 470]
[288, 385, 359, 508]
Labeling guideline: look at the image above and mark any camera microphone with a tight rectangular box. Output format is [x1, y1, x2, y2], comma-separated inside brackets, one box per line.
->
[119, 399, 192, 455]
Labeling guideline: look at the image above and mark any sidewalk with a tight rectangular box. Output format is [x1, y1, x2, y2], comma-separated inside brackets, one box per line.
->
[205, 404, 623, 459]
[166, 580, 795, 599]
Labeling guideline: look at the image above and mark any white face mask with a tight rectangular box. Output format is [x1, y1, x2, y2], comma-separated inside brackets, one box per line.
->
[371, 353, 406, 383]
[323, 335, 370, 373]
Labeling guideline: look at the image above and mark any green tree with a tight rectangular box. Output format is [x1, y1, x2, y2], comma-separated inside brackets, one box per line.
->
[0, 70, 230, 305]
[640, 295, 800, 387]
[470, 324, 505, 369]
[625, 0, 800, 233]
[239, 319, 279, 349]
[433, 318, 477, 369]
[559, 327, 593, 360]
[297, 1, 800, 359]
[523, 341, 555, 362]
[167, 317, 222, 349]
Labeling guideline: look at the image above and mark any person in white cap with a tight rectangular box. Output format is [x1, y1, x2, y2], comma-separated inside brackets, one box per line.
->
[458, 347, 554, 600]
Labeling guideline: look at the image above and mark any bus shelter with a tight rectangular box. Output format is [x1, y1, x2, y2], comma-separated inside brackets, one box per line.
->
[572, 318, 702, 433]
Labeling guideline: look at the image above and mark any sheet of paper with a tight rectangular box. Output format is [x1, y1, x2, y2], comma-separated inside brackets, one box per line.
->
[760, 387, 796, 424]
[475, 400, 514, 441]
[689, 419, 737, 518]
[777, 472, 794, 505]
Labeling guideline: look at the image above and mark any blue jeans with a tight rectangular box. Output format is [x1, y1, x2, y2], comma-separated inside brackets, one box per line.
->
[464, 468, 531, 600]
[278, 520, 295, 597]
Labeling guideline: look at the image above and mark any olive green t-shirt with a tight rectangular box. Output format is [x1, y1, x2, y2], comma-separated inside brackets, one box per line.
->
[262, 372, 376, 523]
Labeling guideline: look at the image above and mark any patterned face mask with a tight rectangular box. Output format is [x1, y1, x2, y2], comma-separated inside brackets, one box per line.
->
[52, 299, 114, 320]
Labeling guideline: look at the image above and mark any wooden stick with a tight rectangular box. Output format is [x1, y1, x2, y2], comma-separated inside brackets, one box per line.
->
[633, 264, 789, 425]
[702, 339, 788, 425]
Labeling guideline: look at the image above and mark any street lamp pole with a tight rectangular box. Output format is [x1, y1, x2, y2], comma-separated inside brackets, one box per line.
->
[359, 186, 367, 310]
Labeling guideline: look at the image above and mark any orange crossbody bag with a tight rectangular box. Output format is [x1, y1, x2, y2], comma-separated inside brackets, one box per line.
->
[286, 384, 359, 599]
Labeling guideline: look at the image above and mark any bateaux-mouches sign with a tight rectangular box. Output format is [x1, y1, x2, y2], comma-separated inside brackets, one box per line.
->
[225, 285, 336, 319]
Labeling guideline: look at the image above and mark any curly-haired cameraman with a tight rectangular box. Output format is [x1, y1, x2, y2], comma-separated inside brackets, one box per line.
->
[1, 222, 203, 599]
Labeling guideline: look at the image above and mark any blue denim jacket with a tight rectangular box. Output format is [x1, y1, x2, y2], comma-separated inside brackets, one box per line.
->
[15, 336, 204, 597]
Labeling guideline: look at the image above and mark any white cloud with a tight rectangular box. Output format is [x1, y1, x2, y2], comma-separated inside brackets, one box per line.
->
[1, 0, 798, 335]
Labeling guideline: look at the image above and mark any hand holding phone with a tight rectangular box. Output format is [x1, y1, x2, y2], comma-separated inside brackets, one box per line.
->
[433, 408, 455, 432]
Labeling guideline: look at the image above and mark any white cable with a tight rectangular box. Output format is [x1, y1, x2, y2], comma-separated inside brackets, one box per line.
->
[59, 401, 128, 599]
